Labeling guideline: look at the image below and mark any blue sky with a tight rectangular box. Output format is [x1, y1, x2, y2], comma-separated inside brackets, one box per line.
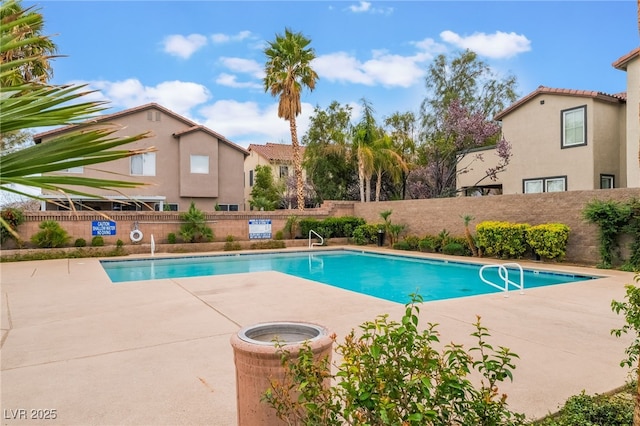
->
[29, 0, 639, 149]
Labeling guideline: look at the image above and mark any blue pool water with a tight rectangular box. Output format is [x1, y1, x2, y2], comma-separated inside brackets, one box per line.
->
[100, 250, 599, 304]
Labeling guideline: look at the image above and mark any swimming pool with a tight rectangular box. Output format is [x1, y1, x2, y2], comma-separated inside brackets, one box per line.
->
[100, 249, 599, 303]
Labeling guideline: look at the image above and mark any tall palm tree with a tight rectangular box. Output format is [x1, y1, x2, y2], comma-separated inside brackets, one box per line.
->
[1, 2, 154, 235]
[264, 28, 318, 210]
[352, 99, 381, 202]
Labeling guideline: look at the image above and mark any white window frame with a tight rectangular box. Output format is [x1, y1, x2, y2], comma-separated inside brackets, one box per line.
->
[190, 155, 209, 174]
[217, 204, 239, 212]
[279, 165, 289, 178]
[561, 105, 586, 148]
[130, 152, 156, 176]
[600, 174, 614, 189]
[545, 177, 566, 192]
[523, 176, 567, 193]
[523, 179, 543, 194]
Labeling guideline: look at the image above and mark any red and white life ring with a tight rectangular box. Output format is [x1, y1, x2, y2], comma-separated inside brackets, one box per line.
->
[130, 229, 143, 242]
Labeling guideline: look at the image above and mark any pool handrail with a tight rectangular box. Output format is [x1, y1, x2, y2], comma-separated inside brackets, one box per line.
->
[309, 230, 324, 248]
[479, 263, 525, 297]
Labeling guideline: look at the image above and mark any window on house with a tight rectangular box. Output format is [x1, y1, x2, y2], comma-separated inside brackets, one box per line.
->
[545, 177, 566, 192]
[523, 179, 543, 194]
[279, 165, 289, 178]
[130, 152, 156, 176]
[190, 155, 209, 174]
[147, 110, 161, 122]
[561, 105, 586, 148]
[249, 170, 254, 186]
[600, 174, 614, 189]
[523, 176, 567, 193]
[217, 204, 239, 211]
[153, 203, 178, 211]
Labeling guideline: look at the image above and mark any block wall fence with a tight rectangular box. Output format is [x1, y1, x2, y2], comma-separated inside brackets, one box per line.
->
[8, 188, 640, 265]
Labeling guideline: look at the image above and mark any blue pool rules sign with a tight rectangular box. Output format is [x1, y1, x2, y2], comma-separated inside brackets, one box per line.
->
[92, 220, 116, 236]
[249, 219, 271, 239]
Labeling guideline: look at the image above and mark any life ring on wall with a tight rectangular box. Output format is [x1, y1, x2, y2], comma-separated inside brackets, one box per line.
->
[130, 229, 143, 242]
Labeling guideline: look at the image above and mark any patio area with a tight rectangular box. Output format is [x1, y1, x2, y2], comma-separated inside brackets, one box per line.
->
[1, 247, 636, 425]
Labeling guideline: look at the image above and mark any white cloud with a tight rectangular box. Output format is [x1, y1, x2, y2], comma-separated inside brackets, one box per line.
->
[440, 30, 531, 59]
[211, 30, 253, 44]
[198, 100, 314, 147]
[349, 1, 371, 12]
[347, 1, 393, 15]
[219, 57, 264, 78]
[91, 79, 210, 117]
[313, 47, 434, 88]
[162, 34, 208, 59]
[216, 73, 263, 89]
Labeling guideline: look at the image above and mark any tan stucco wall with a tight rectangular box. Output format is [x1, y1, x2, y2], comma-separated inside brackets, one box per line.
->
[243, 150, 307, 210]
[178, 132, 219, 198]
[625, 56, 640, 187]
[458, 94, 627, 193]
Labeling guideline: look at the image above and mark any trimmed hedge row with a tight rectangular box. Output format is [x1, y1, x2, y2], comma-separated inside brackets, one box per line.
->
[476, 221, 570, 260]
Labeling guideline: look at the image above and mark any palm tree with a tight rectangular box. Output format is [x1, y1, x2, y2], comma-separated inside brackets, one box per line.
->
[264, 28, 318, 211]
[0, 0, 57, 86]
[0, 2, 154, 235]
[352, 99, 382, 202]
[372, 135, 408, 202]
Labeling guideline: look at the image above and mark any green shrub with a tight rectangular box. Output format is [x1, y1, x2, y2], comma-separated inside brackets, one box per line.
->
[224, 241, 242, 251]
[300, 217, 366, 239]
[74, 238, 87, 247]
[476, 221, 530, 259]
[274, 230, 284, 240]
[30, 220, 70, 248]
[250, 240, 285, 250]
[442, 241, 466, 256]
[352, 224, 379, 245]
[526, 223, 570, 261]
[404, 235, 420, 250]
[225, 235, 235, 242]
[116, 239, 124, 248]
[418, 235, 438, 252]
[167, 233, 176, 244]
[0, 207, 25, 245]
[91, 236, 105, 247]
[392, 240, 412, 251]
[583, 199, 639, 269]
[264, 294, 525, 425]
[536, 390, 633, 426]
[180, 201, 214, 243]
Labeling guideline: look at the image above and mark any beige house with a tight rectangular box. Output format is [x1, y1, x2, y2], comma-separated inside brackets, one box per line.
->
[34, 103, 248, 211]
[458, 47, 639, 195]
[244, 143, 306, 210]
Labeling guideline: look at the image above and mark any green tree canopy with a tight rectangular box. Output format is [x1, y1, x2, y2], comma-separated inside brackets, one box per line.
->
[249, 165, 281, 211]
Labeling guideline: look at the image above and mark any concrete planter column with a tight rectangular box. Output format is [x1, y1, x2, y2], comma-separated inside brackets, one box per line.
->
[230, 321, 334, 426]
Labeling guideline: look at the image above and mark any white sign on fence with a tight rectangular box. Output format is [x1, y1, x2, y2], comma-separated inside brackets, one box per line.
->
[248, 219, 272, 239]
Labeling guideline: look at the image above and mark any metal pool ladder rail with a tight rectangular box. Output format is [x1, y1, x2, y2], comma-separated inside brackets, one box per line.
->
[309, 230, 324, 248]
[479, 263, 524, 297]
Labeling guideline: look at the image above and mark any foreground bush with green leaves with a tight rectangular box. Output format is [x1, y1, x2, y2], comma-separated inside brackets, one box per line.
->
[263, 294, 526, 425]
[534, 390, 633, 426]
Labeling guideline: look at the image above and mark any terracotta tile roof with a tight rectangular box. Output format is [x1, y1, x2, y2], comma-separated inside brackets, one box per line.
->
[248, 142, 304, 163]
[494, 85, 626, 120]
[32, 102, 247, 155]
[612, 47, 640, 70]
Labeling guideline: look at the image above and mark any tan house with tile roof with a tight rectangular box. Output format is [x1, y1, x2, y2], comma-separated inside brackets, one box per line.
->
[34, 103, 249, 211]
[244, 143, 306, 210]
[457, 47, 639, 195]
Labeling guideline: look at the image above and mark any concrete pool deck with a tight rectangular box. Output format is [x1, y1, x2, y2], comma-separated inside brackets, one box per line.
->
[0, 247, 636, 425]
